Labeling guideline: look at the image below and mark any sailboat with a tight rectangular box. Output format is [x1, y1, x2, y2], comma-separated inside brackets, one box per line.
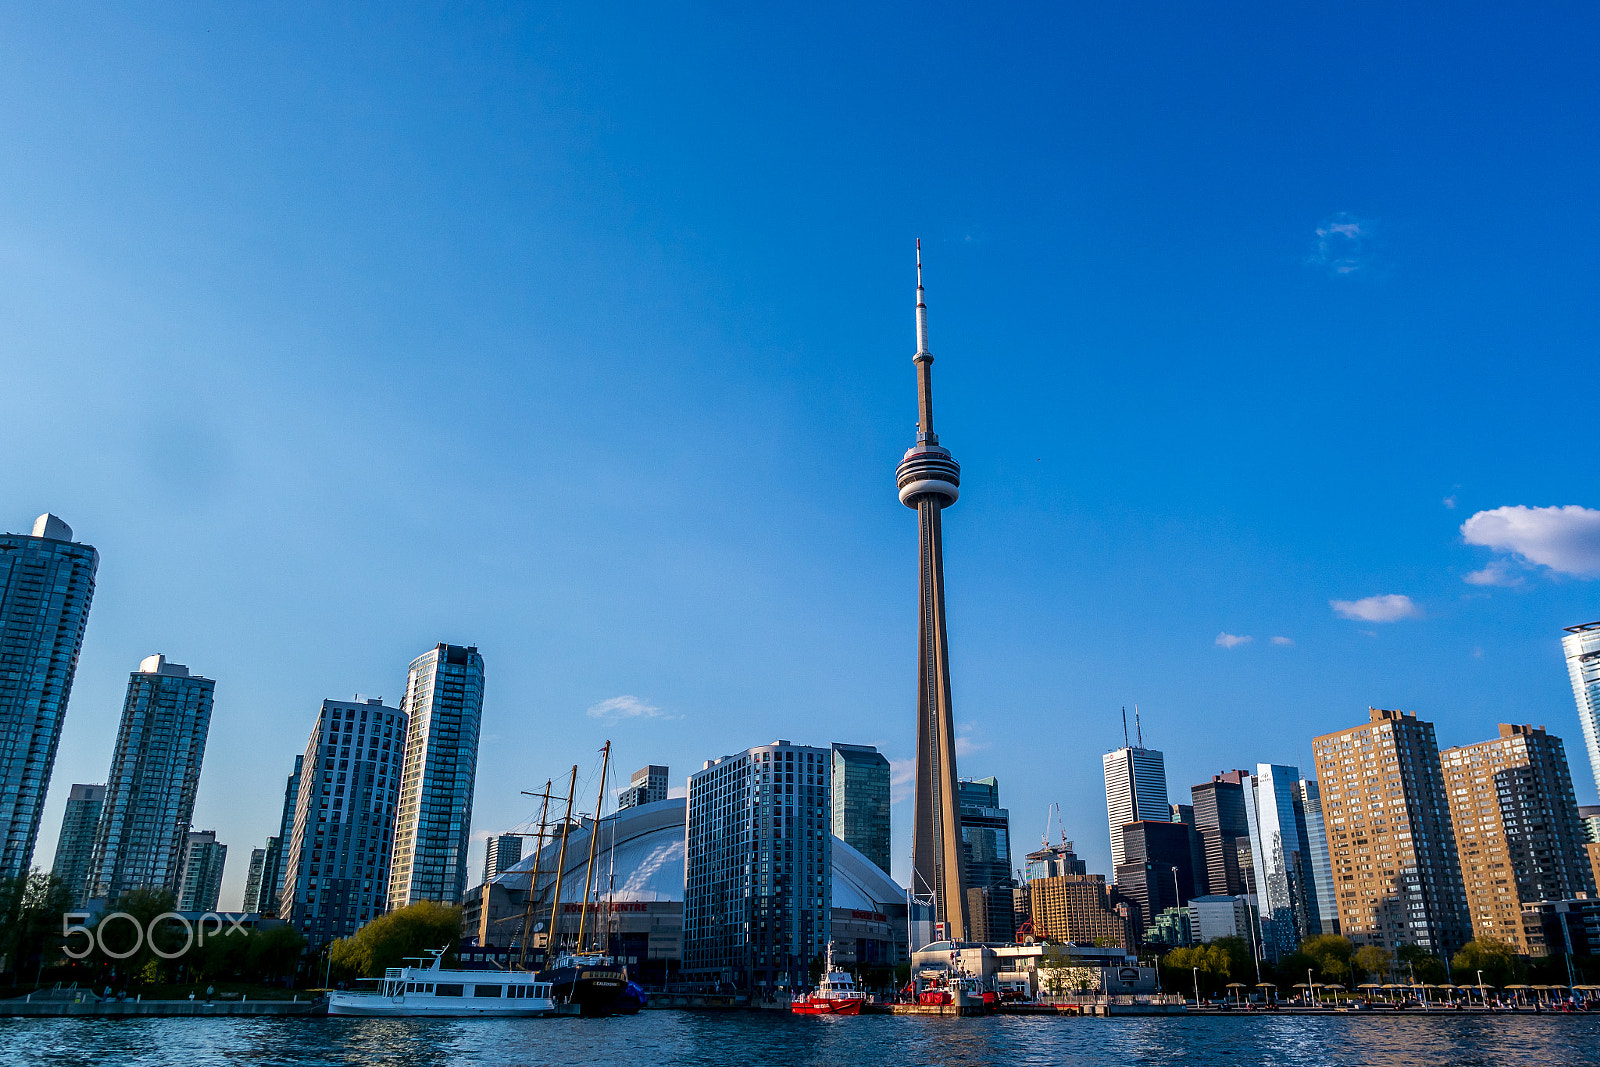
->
[536, 741, 647, 1016]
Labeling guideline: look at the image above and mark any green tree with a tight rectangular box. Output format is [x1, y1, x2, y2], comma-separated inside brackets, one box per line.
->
[1162, 943, 1232, 997]
[327, 901, 461, 979]
[0, 869, 74, 982]
[1298, 934, 1354, 985]
[1395, 943, 1447, 984]
[1353, 945, 1393, 984]
[1452, 938, 1522, 988]
[247, 926, 305, 986]
[90, 888, 182, 985]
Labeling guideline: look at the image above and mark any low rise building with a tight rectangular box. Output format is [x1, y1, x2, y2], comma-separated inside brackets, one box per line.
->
[910, 940, 1153, 999]
[1521, 897, 1600, 958]
[1188, 894, 1253, 943]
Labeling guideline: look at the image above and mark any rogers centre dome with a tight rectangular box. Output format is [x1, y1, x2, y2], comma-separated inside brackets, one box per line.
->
[489, 797, 905, 911]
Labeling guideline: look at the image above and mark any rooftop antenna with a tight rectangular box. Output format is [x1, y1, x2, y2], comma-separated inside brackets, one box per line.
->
[1121, 707, 1129, 748]
[1135, 704, 1144, 748]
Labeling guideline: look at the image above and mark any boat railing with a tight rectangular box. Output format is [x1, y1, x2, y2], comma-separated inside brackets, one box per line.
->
[384, 968, 404, 980]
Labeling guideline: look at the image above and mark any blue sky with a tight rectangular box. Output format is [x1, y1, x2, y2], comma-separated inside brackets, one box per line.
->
[4, 4, 1599, 907]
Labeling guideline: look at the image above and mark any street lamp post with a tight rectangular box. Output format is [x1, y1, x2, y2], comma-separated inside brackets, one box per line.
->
[1307, 967, 1315, 1007]
[1193, 966, 1200, 1006]
[1477, 969, 1484, 1008]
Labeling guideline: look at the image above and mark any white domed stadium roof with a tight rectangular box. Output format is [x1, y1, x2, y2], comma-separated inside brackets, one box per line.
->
[491, 797, 903, 909]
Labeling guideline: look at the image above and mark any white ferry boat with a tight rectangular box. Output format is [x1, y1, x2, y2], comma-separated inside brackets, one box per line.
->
[328, 948, 555, 1017]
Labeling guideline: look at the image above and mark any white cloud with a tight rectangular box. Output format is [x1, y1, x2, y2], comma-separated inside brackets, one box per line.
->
[1461, 505, 1600, 579]
[1215, 632, 1252, 648]
[1271, 636, 1295, 646]
[888, 758, 915, 804]
[1307, 212, 1375, 275]
[585, 694, 663, 719]
[1463, 558, 1523, 588]
[1330, 594, 1421, 623]
[955, 722, 988, 758]
[1443, 495, 1458, 510]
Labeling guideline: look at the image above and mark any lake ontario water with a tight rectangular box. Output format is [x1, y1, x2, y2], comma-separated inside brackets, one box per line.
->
[3, 1011, 1598, 1067]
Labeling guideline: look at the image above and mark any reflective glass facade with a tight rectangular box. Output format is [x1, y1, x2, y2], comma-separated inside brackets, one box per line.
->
[1242, 764, 1325, 957]
[0, 516, 97, 880]
[1562, 622, 1600, 799]
[50, 782, 105, 906]
[830, 743, 890, 875]
[388, 644, 484, 909]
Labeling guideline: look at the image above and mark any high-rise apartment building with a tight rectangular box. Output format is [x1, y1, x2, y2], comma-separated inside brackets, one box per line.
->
[388, 644, 485, 909]
[1191, 770, 1254, 897]
[684, 740, 831, 993]
[1104, 744, 1169, 868]
[88, 655, 215, 901]
[176, 830, 227, 912]
[1441, 724, 1594, 952]
[1026, 873, 1132, 950]
[1242, 764, 1333, 955]
[256, 755, 303, 915]
[1113, 820, 1198, 932]
[1561, 621, 1600, 798]
[0, 514, 98, 881]
[958, 776, 1015, 942]
[283, 698, 406, 945]
[1580, 805, 1600, 844]
[243, 847, 266, 913]
[1312, 708, 1470, 959]
[618, 765, 670, 810]
[483, 833, 522, 885]
[830, 744, 891, 875]
[49, 783, 105, 906]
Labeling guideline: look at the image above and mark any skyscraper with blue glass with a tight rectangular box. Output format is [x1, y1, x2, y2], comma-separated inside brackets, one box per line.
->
[1242, 763, 1330, 957]
[1562, 621, 1600, 800]
[387, 643, 485, 908]
[0, 514, 98, 881]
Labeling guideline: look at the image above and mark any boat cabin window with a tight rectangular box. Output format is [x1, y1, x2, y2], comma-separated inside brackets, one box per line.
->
[434, 984, 464, 997]
[473, 984, 503, 998]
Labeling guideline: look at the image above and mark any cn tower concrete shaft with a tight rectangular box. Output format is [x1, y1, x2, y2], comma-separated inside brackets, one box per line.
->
[896, 246, 968, 941]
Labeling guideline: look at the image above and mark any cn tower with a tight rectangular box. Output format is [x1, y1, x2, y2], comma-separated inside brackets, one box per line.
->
[896, 242, 969, 942]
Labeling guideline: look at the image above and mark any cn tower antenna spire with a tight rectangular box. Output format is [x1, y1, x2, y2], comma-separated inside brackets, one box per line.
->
[898, 240, 967, 944]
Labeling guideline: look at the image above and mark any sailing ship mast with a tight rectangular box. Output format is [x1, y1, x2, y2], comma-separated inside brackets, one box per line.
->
[575, 739, 611, 954]
[515, 778, 555, 971]
[545, 764, 580, 958]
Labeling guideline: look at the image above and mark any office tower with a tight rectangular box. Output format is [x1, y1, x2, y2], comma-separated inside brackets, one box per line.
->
[256, 755, 303, 915]
[958, 776, 1015, 942]
[88, 655, 215, 901]
[1312, 708, 1471, 959]
[1298, 779, 1338, 936]
[49, 783, 105, 906]
[0, 514, 98, 881]
[1171, 804, 1194, 828]
[618, 765, 669, 810]
[1114, 821, 1198, 932]
[483, 833, 522, 885]
[1440, 724, 1594, 953]
[1188, 894, 1253, 943]
[176, 830, 226, 912]
[1026, 873, 1132, 950]
[1241, 764, 1330, 955]
[1024, 841, 1087, 882]
[388, 644, 485, 910]
[830, 744, 891, 874]
[1191, 770, 1254, 897]
[897, 249, 970, 941]
[1561, 622, 1600, 798]
[283, 698, 407, 945]
[685, 740, 831, 993]
[243, 847, 266, 913]
[1104, 742, 1170, 869]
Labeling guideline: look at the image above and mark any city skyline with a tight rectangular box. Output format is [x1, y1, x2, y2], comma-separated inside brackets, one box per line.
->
[5, 6, 1600, 914]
